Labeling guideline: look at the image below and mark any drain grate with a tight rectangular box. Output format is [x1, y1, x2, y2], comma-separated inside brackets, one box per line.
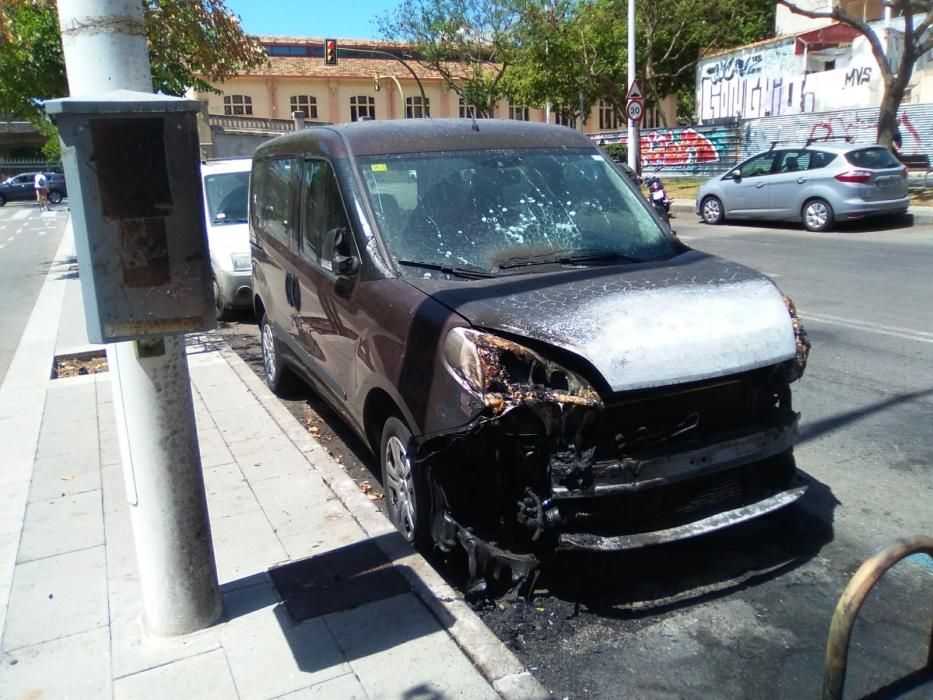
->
[269, 539, 411, 622]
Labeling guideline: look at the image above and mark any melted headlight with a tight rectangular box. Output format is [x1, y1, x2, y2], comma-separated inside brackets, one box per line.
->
[783, 295, 811, 378]
[443, 327, 603, 414]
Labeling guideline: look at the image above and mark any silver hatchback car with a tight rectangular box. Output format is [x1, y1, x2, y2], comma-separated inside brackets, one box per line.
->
[697, 143, 909, 231]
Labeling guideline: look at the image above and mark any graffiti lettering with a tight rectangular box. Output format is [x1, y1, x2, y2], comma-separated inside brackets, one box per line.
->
[704, 54, 764, 84]
[844, 66, 872, 87]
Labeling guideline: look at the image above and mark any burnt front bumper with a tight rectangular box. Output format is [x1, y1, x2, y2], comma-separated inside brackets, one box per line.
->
[547, 414, 804, 551]
[558, 480, 807, 551]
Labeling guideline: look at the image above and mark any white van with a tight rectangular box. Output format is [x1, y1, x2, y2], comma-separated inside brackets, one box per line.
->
[200, 158, 252, 320]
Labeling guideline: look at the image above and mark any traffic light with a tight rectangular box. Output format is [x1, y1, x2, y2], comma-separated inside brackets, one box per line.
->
[325, 39, 337, 66]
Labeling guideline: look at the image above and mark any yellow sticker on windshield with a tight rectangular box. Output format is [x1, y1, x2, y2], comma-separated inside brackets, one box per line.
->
[370, 163, 388, 172]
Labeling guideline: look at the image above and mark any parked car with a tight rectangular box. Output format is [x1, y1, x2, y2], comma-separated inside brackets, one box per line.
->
[0, 171, 68, 206]
[696, 143, 909, 231]
[250, 120, 811, 588]
[200, 158, 253, 320]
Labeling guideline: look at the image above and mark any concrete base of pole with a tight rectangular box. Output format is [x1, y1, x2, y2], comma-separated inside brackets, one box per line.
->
[108, 336, 222, 635]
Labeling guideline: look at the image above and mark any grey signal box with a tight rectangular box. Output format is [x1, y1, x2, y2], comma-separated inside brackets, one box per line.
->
[46, 90, 215, 343]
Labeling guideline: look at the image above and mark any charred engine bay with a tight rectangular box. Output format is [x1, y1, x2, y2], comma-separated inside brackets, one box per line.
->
[417, 358, 803, 593]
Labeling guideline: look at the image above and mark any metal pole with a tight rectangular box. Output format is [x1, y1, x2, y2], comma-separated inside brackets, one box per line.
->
[339, 46, 427, 108]
[375, 75, 406, 116]
[57, 0, 221, 636]
[627, 0, 637, 171]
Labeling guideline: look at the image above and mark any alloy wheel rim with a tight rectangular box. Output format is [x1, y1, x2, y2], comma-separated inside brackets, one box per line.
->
[262, 323, 276, 382]
[703, 199, 720, 222]
[806, 202, 828, 229]
[385, 435, 416, 540]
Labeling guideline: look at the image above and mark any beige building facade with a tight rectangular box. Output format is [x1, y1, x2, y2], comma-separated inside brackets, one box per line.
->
[194, 36, 675, 135]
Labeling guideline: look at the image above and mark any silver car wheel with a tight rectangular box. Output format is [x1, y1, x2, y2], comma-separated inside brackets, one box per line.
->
[261, 322, 277, 384]
[384, 435, 416, 540]
[804, 200, 832, 231]
[702, 197, 722, 224]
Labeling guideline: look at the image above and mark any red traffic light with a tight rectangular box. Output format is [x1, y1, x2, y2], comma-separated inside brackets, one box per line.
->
[325, 39, 337, 66]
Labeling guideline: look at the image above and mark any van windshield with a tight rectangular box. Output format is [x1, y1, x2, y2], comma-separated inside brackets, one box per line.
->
[357, 148, 674, 276]
[204, 171, 250, 225]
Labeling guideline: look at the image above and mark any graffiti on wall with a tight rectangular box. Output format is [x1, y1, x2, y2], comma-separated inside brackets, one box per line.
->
[592, 124, 739, 176]
[741, 103, 933, 161]
[695, 33, 895, 123]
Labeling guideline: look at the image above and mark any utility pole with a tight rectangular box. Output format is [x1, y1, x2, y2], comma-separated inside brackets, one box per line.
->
[627, 0, 637, 172]
[57, 0, 221, 635]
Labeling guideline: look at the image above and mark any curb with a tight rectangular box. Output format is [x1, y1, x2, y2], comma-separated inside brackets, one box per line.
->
[217, 344, 551, 700]
[670, 200, 933, 225]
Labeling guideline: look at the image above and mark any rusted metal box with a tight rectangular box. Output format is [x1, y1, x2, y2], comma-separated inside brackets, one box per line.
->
[46, 90, 214, 343]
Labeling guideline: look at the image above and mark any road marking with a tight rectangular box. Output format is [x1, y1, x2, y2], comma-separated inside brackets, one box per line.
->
[38, 231, 46, 236]
[762, 272, 781, 278]
[12, 210, 31, 220]
[803, 311, 933, 345]
[0, 244, 4, 250]
[6, 236, 13, 242]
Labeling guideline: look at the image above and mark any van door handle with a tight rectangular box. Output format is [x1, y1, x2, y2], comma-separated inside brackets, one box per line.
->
[285, 272, 293, 307]
[796, 177, 807, 184]
[756, 182, 765, 188]
[292, 276, 301, 311]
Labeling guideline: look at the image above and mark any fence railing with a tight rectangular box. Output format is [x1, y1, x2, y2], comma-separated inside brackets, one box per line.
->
[0, 160, 61, 178]
[209, 115, 297, 133]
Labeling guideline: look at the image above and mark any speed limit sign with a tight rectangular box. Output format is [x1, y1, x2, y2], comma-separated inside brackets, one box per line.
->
[626, 99, 643, 122]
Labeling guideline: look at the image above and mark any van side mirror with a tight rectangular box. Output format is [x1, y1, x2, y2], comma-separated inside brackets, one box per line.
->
[322, 227, 359, 276]
[730, 169, 742, 180]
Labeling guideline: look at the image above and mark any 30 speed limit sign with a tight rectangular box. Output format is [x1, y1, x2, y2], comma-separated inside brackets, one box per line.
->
[626, 99, 643, 122]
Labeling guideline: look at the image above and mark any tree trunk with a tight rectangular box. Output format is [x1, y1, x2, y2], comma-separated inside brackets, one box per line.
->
[876, 65, 913, 147]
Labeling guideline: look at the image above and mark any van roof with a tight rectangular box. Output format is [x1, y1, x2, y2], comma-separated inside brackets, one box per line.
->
[201, 158, 252, 175]
[254, 118, 596, 159]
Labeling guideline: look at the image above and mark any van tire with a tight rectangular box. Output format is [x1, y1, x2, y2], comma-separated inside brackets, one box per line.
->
[380, 416, 430, 547]
[260, 314, 292, 395]
[214, 280, 232, 322]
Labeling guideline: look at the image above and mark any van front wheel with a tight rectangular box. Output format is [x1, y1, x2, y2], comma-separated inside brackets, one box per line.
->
[260, 316, 292, 395]
[381, 417, 430, 547]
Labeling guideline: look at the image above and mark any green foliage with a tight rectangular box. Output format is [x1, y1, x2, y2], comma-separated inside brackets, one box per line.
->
[430, 0, 775, 126]
[601, 143, 627, 162]
[0, 0, 266, 129]
[378, 0, 525, 116]
[0, 2, 67, 123]
[39, 118, 60, 161]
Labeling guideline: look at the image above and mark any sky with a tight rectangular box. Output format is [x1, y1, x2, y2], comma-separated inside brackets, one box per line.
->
[224, 0, 402, 39]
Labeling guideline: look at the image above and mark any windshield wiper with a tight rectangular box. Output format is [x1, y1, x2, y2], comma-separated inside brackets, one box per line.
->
[499, 249, 644, 269]
[396, 259, 494, 279]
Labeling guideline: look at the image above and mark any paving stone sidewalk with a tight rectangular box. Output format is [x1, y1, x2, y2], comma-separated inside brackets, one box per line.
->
[0, 221, 546, 699]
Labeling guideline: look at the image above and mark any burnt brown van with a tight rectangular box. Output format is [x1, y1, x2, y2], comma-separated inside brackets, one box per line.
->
[249, 119, 810, 586]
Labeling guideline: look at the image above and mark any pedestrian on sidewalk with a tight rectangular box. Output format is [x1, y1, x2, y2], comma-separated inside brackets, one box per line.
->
[34, 172, 49, 210]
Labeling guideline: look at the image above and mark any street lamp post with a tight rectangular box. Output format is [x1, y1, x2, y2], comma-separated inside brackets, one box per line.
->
[337, 46, 428, 107]
[374, 75, 406, 117]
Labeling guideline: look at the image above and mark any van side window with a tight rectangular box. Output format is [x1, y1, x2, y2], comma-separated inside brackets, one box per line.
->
[251, 158, 296, 247]
[301, 159, 351, 266]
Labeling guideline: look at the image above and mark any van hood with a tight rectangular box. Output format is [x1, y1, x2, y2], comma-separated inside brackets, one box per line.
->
[406, 250, 797, 393]
[206, 222, 250, 267]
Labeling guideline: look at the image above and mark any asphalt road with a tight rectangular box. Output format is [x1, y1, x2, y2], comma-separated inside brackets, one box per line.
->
[0, 202, 69, 384]
[219, 215, 933, 699]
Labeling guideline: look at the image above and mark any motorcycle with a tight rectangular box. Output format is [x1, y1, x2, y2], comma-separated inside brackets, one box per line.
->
[643, 170, 672, 224]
